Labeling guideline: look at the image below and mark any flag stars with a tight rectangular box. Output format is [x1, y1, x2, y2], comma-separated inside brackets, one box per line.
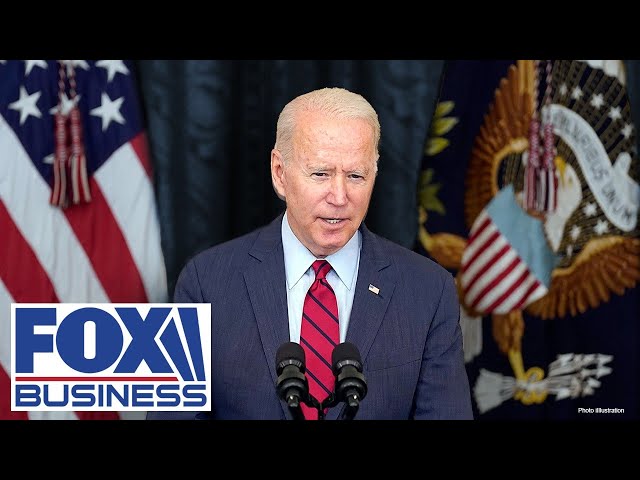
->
[96, 60, 129, 82]
[594, 219, 609, 235]
[621, 123, 634, 139]
[63, 60, 90, 76]
[64, 60, 90, 70]
[571, 86, 583, 100]
[570, 224, 581, 241]
[90, 92, 125, 131]
[49, 92, 81, 116]
[608, 106, 622, 122]
[559, 83, 568, 96]
[583, 202, 597, 217]
[9, 86, 42, 124]
[24, 60, 47, 76]
[590, 93, 604, 110]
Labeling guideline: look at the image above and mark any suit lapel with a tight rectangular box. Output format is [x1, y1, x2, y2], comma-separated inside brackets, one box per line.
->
[325, 224, 396, 420]
[243, 215, 291, 419]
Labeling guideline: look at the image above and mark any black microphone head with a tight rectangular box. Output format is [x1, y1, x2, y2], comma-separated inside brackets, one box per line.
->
[332, 342, 362, 372]
[332, 342, 367, 414]
[276, 341, 306, 374]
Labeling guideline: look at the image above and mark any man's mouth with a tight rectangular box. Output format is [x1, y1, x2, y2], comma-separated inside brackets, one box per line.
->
[321, 218, 345, 225]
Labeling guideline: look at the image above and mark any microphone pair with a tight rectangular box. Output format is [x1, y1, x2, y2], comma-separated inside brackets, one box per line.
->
[275, 341, 367, 420]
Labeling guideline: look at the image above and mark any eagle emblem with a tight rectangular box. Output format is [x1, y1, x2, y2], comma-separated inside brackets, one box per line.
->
[419, 60, 640, 413]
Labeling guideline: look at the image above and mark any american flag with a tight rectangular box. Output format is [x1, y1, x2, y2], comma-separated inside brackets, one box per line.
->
[0, 60, 167, 419]
[459, 185, 557, 314]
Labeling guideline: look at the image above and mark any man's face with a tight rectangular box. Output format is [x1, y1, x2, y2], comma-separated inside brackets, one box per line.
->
[271, 111, 377, 258]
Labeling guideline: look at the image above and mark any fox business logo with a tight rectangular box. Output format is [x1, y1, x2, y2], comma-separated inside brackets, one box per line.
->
[11, 303, 211, 412]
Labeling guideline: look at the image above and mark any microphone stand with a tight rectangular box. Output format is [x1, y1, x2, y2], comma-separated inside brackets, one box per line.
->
[319, 393, 343, 420]
[303, 394, 324, 420]
[302, 389, 363, 420]
[321, 391, 361, 420]
[287, 398, 305, 421]
[284, 392, 326, 420]
[338, 392, 360, 420]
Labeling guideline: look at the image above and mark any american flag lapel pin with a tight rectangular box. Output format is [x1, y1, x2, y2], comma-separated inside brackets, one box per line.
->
[368, 284, 380, 295]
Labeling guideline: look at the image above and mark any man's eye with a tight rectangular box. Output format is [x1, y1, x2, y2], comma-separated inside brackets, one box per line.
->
[312, 172, 327, 177]
[349, 174, 364, 180]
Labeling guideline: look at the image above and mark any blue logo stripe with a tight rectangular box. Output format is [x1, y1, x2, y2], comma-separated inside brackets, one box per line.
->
[160, 319, 193, 381]
[178, 308, 205, 382]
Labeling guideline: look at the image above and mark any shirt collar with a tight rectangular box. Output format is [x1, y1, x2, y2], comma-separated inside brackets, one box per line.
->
[281, 211, 361, 291]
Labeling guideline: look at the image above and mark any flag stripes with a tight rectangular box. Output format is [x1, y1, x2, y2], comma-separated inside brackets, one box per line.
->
[461, 209, 547, 314]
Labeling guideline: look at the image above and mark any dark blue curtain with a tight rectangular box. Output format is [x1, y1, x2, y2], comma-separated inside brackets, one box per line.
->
[136, 60, 444, 295]
[624, 60, 640, 146]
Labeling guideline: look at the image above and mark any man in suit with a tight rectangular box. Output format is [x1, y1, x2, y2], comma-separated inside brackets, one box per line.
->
[148, 87, 473, 420]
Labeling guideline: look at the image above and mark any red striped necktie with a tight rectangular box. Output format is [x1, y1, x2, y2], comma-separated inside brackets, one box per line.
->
[300, 260, 339, 420]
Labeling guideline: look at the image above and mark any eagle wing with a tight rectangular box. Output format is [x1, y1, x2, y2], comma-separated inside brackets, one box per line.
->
[526, 236, 640, 319]
[464, 60, 536, 230]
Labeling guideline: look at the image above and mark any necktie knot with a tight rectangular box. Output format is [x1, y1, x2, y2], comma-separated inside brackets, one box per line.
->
[312, 260, 331, 280]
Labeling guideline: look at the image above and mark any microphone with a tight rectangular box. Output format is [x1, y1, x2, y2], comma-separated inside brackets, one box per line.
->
[275, 342, 309, 420]
[332, 342, 367, 420]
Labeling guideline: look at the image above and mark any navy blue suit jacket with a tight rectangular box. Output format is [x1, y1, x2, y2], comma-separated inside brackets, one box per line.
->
[147, 215, 473, 420]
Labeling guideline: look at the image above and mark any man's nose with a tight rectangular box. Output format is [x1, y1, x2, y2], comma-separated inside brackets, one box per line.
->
[327, 176, 347, 206]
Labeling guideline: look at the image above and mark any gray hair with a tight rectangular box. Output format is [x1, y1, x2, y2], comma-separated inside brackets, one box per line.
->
[274, 87, 380, 168]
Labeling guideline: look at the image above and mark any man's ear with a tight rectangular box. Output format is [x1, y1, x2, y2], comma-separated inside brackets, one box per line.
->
[271, 148, 286, 201]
